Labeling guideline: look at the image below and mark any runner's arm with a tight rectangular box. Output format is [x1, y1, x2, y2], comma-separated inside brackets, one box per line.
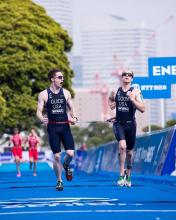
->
[108, 91, 116, 110]
[130, 90, 145, 113]
[36, 92, 48, 124]
[66, 91, 77, 120]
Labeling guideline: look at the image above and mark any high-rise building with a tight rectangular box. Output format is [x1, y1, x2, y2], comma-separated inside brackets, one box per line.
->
[72, 56, 83, 88]
[81, 24, 156, 88]
[32, 0, 74, 76]
[72, 87, 150, 135]
[81, 24, 159, 129]
[73, 88, 103, 123]
[33, 0, 73, 37]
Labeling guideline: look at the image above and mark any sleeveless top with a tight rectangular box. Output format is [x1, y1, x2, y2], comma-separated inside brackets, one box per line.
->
[115, 87, 136, 122]
[46, 88, 68, 122]
[28, 135, 39, 150]
[11, 134, 22, 148]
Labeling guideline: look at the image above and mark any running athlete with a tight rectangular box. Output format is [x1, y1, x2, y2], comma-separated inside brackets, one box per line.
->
[28, 128, 40, 176]
[10, 128, 23, 177]
[108, 70, 145, 187]
[36, 68, 77, 191]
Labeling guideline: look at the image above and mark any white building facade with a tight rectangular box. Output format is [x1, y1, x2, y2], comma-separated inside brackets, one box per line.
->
[81, 25, 156, 88]
[33, 0, 73, 37]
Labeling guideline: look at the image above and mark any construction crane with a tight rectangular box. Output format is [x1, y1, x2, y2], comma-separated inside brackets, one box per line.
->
[90, 73, 110, 120]
[111, 54, 127, 86]
[111, 15, 175, 81]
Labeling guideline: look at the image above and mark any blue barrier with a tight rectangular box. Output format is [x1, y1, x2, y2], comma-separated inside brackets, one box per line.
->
[0, 152, 13, 162]
[0, 151, 46, 162]
[133, 127, 175, 175]
[76, 126, 176, 176]
[38, 151, 45, 160]
[161, 127, 176, 175]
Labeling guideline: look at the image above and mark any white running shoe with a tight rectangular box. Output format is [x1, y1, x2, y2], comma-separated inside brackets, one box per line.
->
[125, 176, 132, 187]
[117, 176, 125, 186]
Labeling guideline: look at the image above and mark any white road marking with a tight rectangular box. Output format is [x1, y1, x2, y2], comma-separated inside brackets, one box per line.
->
[0, 210, 176, 215]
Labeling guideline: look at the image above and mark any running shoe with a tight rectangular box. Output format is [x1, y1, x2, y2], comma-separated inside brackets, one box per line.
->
[125, 176, 132, 187]
[16, 172, 21, 177]
[63, 162, 73, 181]
[33, 172, 37, 176]
[56, 181, 64, 191]
[117, 175, 125, 186]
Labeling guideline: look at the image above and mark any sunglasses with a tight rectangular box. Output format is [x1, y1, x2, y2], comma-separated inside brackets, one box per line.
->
[122, 72, 133, 77]
[55, 75, 64, 80]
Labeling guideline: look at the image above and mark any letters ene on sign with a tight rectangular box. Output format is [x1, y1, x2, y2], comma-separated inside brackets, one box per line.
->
[153, 65, 176, 76]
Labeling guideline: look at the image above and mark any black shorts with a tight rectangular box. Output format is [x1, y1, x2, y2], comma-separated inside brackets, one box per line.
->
[47, 124, 75, 154]
[113, 121, 136, 150]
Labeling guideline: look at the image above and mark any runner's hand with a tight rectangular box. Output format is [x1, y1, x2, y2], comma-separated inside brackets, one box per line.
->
[69, 116, 78, 125]
[106, 117, 116, 123]
[127, 91, 135, 102]
[41, 117, 48, 125]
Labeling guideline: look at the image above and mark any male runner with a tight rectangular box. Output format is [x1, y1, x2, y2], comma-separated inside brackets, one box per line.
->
[108, 70, 145, 187]
[36, 68, 77, 191]
[28, 128, 40, 176]
[10, 127, 23, 177]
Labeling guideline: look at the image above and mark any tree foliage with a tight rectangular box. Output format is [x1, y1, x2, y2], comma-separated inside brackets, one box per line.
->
[71, 122, 115, 149]
[142, 124, 163, 133]
[165, 119, 176, 128]
[142, 119, 176, 133]
[0, 0, 73, 131]
[0, 91, 7, 122]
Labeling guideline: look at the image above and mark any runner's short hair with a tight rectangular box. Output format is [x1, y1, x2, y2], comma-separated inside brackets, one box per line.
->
[48, 68, 62, 81]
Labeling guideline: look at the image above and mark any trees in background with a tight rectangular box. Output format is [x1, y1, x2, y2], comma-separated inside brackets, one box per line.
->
[0, 0, 73, 131]
[71, 122, 115, 149]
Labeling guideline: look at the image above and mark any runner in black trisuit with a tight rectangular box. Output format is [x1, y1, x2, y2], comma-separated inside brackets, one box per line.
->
[36, 69, 77, 191]
[108, 70, 145, 187]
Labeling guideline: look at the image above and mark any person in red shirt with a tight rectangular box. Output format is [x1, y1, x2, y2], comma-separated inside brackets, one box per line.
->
[10, 127, 23, 177]
[28, 128, 40, 176]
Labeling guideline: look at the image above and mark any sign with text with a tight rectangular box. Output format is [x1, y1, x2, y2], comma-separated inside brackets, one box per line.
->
[132, 77, 171, 99]
[148, 57, 176, 83]
[132, 57, 176, 99]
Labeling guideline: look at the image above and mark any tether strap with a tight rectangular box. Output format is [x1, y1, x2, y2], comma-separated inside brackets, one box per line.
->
[48, 121, 71, 124]
[106, 117, 116, 123]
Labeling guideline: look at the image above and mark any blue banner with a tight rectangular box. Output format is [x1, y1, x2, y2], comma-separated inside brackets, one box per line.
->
[77, 127, 176, 176]
[148, 57, 176, 82]
[131, 57, 176, 99]
[133, 128, 175, 175]
[132, 77, 171, 99]
[0, 152, 13, 162]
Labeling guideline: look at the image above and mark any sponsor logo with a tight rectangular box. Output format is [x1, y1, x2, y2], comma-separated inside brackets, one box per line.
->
[52, 109, 64, 114]
[153, 65, 176, 76]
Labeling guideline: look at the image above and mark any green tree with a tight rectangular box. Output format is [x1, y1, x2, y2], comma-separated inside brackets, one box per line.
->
[71, 126, 85, 147]
[71, 122, 115, 149]
[142, 125, 163, 133]
[0, 0, 73, 131]
[0, 91, 7, 120]
[165, 119, 176, 128]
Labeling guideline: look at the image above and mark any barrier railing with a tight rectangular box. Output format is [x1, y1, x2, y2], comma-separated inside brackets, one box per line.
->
[76, 126, 176, 176]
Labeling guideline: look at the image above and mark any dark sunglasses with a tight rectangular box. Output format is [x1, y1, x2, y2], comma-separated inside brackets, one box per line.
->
[122, 72, 133, 77]
[55, 75, 64, 80]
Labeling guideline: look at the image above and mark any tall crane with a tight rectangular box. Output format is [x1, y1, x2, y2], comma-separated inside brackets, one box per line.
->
[111, 15, 175, 82]
[111, 54, 126, 86]
[90, 73, 110, 120]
